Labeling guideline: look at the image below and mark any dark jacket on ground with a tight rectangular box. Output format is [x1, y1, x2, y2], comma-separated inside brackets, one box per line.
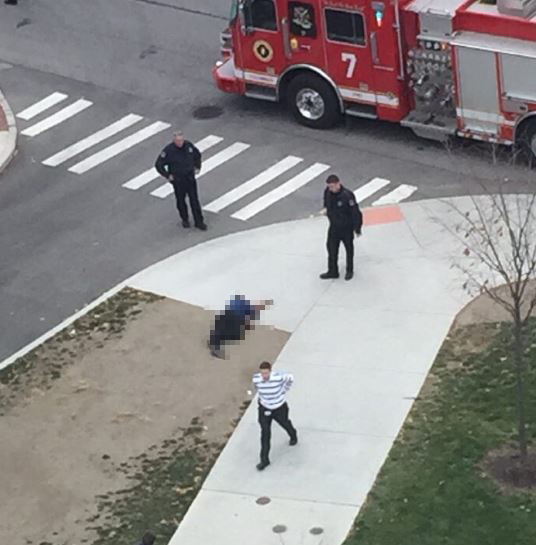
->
[155, 141, 202, 180]
[324, 185, 363, 233]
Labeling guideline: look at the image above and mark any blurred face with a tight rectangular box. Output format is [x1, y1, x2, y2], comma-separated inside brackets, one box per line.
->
[174, 133, 185, 147]
[260, 368, 271, 381]
[327, 181, 342, 193]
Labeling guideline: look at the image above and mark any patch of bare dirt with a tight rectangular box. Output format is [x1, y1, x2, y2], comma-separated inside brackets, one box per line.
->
[481, 446, 536, 493]
[452, 279, 536, 328]
[442, 280, 536, 363]
[0, 289, 289, 545]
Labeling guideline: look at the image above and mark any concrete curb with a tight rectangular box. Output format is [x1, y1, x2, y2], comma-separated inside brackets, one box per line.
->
[0, 282, 127, 372]
[0, 88, 18, 175]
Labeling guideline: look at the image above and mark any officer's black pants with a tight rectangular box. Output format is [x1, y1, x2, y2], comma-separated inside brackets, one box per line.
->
[210, 310, 244, 350]
[172, 175, 204, 225]
[327, 225, 354, 274]
[258, 402, 297, 464]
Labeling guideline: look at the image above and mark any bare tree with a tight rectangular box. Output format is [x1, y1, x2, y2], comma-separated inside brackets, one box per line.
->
[439, 187, 536, 462]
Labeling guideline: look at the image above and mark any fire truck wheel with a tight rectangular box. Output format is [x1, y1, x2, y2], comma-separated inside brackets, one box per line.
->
[287, 74, 340, 129]
[517, 119, 536, 164]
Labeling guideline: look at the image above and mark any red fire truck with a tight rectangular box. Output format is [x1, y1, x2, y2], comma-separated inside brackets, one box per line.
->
[213, 0, 536, 159]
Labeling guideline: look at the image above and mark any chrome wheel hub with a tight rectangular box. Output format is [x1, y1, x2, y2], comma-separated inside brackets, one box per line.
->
[296, 88, 325, 120]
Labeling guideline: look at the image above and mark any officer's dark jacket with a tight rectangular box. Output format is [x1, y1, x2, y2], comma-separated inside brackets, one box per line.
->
[324, 185, 363, 233]
[154, 141, 202, 179]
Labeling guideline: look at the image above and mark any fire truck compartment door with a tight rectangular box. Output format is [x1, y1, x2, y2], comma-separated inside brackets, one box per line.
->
[286, 1, 324, 68]
[455, 46, 501, 135]
[500, 54, 536, 104]
[323, 7, 375, 105]
[235, 0, 286, 85]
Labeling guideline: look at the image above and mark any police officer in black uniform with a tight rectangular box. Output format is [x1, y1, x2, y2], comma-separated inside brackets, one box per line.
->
[320, 174, 363, 281]
[155, 131, 207, 230]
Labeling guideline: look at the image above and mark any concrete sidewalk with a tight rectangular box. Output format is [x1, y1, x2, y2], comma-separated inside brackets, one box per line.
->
[128, 198, 475, 545]
[0, 88, 17, 174]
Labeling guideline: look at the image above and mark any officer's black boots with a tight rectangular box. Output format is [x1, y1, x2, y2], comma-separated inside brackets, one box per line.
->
[319, 271, 339, 279]
[182, 219, 208, 230]
[4, 0, 18, 4]
[256, 460, 270, 471]
[319, 270, 353, 280]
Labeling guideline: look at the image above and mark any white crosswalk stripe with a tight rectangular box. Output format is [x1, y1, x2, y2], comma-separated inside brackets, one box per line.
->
[68, 121, 171, 174]
[150, 142, 250, 199]
[16, 92, 68, 120]
[42, 114, 144, 167]
[232, 162, 330, 221]
[122, 167, 160, 192]
[21, 99, 93, 137]
[372, 184, 418, 206]
[353, 177, 391, 203]
[204, 156, 303, 213]
[122, 135, 223, 191]
[194, 135, 225, 151]
[14, 88, 420, 217]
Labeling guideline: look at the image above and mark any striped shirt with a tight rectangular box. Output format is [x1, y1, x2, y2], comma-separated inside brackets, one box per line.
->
[253, 371, 294, 410]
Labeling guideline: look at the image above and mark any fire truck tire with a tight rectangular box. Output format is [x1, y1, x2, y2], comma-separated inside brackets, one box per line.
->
[286, 74, 340, 129]
[517, 119, 536, 163]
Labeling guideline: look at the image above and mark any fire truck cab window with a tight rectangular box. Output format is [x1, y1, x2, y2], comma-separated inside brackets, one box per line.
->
[325, 9, 365, 46]
[246, 0, 277, 31]
[289, 2, 317, 37]
[230, 0, 239, 22]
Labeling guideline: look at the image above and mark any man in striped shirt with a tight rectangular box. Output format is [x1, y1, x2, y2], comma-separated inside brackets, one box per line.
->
[253, 361, 298, 471]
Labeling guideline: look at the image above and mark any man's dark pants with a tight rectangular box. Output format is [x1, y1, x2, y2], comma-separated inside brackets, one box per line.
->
[172, 173, 204, 226]
[210, 310, 244, 351]
[258, 403, 297, 464]
[327, 225, 354, 274]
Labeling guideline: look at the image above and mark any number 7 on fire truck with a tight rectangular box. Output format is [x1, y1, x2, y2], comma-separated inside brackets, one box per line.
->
[213, 0, 536, 161]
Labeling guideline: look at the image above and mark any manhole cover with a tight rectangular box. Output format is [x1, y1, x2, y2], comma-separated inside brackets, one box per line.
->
[256, 496, 271, 505]
[310, 527, 324, 535]
[192, 105, 224, 120]
[272, 524, 287, 534]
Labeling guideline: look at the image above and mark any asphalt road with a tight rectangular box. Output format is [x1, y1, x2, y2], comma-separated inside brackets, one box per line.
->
[0, 0, 534, 360]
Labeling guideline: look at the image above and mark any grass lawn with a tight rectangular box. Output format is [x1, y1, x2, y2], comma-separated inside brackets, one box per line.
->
[345, 319, 536, 545]
[88, 415, 245, 545]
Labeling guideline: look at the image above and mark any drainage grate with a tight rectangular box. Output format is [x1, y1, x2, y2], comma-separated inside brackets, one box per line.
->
[192, 105, 224, 120]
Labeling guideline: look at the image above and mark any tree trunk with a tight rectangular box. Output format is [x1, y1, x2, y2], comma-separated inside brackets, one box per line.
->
[513, 319, 528, 463]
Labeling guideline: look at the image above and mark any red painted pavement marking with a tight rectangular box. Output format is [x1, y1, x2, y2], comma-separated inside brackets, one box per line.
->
[363, 205, 404, 226]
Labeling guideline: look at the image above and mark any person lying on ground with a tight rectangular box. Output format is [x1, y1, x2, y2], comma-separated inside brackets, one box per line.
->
[208, 295, 273, 359]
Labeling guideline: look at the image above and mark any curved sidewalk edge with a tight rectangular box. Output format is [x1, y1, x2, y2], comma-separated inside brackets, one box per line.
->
[0, 282, 128, 372]
[0, 88, 17, 175]
[131, 198, 472, 545]
[0, 196, 484, 545]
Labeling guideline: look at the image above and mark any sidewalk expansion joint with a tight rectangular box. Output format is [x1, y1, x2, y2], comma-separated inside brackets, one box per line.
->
[282, 425, 398, 440]
[201, 488, 361, 508]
